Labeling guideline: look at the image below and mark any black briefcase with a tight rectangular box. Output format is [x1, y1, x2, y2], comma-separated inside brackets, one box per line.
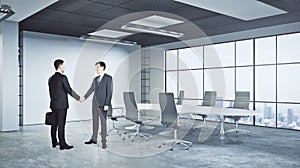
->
[45, 112, 55, 125]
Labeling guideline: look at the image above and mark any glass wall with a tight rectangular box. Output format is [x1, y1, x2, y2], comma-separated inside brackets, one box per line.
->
[165, 32, 300, 130]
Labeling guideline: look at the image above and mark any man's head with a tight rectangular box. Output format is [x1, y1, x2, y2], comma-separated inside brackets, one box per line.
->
[54, 59, 65, 73]
[95, 61, 106, 75]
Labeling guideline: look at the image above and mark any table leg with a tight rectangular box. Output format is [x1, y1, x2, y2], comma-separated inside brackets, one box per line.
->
[219, 114, 225, 140]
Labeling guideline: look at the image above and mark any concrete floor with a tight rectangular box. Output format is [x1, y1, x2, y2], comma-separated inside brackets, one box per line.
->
[1, 118, 300, 168]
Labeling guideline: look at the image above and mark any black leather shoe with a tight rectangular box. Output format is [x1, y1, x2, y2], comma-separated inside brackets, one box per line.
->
[85, 139, 97, 145]
[102, 143, 107, 149]
[52, 142, 59, 148]
[60, 145, 73, 150]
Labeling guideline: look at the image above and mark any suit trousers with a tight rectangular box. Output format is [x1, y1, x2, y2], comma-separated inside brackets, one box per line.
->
[51, 109, 68, 146]
[91, 97, 107, 143]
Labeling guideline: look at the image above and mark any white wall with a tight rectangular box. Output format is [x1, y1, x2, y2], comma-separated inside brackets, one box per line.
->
[23, 31, 140, 125]
[0, 21, 19, 131]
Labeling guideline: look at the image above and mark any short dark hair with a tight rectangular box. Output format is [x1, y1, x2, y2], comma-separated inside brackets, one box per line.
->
[54, 59, 64, 70]
[95, 61, 106, 70]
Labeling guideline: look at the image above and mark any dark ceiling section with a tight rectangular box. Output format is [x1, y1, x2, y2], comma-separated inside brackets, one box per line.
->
[20, 0, 300, 47]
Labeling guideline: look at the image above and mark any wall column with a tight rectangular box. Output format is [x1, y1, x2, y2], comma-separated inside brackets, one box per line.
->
[0, 21, 19, 131]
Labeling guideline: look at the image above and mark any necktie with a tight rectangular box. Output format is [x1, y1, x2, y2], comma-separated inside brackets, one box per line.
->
[97, 75, 101, 84]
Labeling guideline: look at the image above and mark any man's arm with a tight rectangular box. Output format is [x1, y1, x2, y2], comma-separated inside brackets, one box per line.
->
[104, 76, 113, 106]
[84, 79, 95, 100]
[62, 75, 80, 101]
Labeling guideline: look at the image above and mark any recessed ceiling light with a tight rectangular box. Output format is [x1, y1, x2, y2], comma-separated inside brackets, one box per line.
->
[121, 24, 184, 38]
[174, 0, 287, 21]
[79, 35, 138, 46]
[88, 29, 132, 38]
[129, 15, 184, 28]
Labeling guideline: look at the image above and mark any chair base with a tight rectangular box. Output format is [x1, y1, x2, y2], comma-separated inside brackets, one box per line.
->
[225, 128, 250, 136]
[107, 128, 123, 136]
[193, 118, 216, 131]
[127, 124, 152, 141]
[169, 139, 192, 150]
[125, 124, 154, 130]
[158, 129, 192, 150]
[107, 118, 125, 137]
[225, 121, 250, 136]
[128, 132, 152, 142]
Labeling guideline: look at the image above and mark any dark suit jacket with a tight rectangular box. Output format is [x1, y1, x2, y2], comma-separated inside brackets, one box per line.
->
[48, 72, 80, 109]
[84, 73, 113, 107]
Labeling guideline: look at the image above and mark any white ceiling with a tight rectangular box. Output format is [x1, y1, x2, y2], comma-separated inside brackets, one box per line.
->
[174, 0, 287, 21]
[129, 15, 184, 28]
[88, 29, 133, 38]
[2, 0, 58, 22]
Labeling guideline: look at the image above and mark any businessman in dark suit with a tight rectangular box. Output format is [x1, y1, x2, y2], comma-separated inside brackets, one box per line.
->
[48, 59, 81, 150]
[82, 61, 113, 149]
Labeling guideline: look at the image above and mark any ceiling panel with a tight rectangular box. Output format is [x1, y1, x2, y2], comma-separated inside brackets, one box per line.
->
[120, 0, 186, 12]
[290, 11, 300, 17]
[73, 16, 108, 29]
[89, 0, 133, 6]
[4, 0, 58, 22]
[48, 0, 113, 15]
[260, 0, 300, 12]
[192, 15, 240, 27]
[93, 7, 134, 20]
[220, 21, 265, 33]
[20, 0, 300, 47]
[124, 33, 179, 46]
[166, 22, 210, 34]
[20, 19, 95, 37]
[200, 27, 230, 37]
[257, 13, 300, 27]
[170, 5, 218, 21]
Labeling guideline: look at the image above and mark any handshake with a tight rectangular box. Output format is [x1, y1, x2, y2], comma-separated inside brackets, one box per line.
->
[79, 97, 86, 103]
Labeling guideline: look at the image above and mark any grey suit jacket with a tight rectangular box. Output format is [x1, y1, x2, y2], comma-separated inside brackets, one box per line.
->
[84, 73, 113, 107]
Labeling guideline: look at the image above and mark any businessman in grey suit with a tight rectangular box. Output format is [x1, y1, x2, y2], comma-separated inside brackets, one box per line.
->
[82, 61, 113, 149]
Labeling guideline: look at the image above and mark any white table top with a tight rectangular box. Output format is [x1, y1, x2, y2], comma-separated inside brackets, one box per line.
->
[137, 103, 262, 116]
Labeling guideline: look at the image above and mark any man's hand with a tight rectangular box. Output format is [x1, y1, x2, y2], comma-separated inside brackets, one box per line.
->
[104, 106, 109, 111]
[79, 97, 85, 103]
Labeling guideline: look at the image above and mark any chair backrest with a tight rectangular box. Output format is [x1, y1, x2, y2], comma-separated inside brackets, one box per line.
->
[202, 91, 217, 106]
[233, 91, 250, 109]
[123, 92, 138, 121]
[106, 106, 113, 118]
[159, 92, 178, 126]
[176, 90, 184, 105]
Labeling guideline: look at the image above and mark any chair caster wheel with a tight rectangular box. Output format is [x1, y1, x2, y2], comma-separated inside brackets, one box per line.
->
[169, 148, 173, 151]
[185, 147, 189, 150]
[122, 137, 125, 140]
[158, 145, 161, 148]
[131, 139, 134, 142]
[162, 142, 166, 145]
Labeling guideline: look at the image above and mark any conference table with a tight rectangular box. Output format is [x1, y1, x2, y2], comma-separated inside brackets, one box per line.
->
[137, 103, 262, 140]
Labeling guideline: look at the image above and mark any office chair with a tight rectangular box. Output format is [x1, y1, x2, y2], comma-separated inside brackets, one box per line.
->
[106, 106, 125, 136]
[176, 90, 192, 126]
[123, 92, 152, 141]
[159, 92, 192, 150]
[176, 90, 184, 105]
[225, 91, 251, 136]
[193, 91, 217, 130]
